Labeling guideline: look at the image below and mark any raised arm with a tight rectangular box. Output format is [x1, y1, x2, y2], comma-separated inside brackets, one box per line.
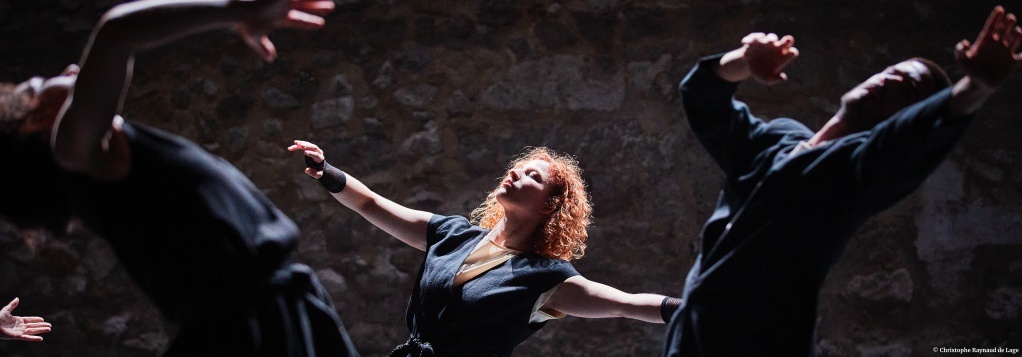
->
[680, 33, 799, 175]
[288, 140, 432, 251]
[542, 276, 673, 324]
[52, 0, 334, 179]
[0, 298, 51, 342]
[854, 6, 1021, 212]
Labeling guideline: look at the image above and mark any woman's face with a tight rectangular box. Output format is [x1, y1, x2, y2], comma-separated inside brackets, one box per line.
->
[495, 159, 556, 218]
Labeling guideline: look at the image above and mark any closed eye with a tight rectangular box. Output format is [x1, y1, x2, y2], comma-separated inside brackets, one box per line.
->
[528, 171, 542, 183]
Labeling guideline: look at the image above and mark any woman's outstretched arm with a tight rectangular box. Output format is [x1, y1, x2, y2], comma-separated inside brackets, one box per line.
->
[289, 140, 432, 251]
[544, 276, 677, 324]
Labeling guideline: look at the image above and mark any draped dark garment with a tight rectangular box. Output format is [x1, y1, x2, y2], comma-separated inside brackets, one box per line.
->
[63, 122, 358, 357]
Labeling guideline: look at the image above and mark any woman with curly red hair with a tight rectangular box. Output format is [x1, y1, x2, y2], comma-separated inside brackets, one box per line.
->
[289, 141, 679, 356]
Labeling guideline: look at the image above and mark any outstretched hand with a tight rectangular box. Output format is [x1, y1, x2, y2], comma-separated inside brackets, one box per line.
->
[287, 140, 326, 179]
[741, 32, 800, 84]
[954, 6, 1022, 90]
[0, 298, 51, 342]
[237, 0, 336, 61]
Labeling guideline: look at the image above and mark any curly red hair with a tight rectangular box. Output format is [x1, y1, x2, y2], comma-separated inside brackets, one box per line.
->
[470, 147, 592, 261]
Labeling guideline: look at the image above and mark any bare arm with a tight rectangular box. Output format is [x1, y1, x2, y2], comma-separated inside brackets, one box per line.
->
[288, 140, 432, 251]
[52, 0, 333, 179]
[948, 6, 1022, 117]
[543, 276, 668, 324]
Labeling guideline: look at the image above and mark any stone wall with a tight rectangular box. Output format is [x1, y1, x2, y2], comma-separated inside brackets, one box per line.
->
[2, 0, 1020, 356]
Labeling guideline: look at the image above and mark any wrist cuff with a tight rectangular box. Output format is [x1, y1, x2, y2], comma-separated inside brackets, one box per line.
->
[661, 296, 682, 323]
[319, 161, 347, 193]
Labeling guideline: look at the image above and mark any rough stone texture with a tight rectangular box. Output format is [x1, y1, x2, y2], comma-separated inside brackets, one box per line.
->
[2, 0, 1021, 356]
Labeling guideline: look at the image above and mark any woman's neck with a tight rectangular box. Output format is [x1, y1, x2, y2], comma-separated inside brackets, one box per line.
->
[490, 214, 541, 252]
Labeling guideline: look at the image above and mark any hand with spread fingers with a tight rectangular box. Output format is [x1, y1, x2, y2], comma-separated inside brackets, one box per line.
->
[714, 32, 800, 84]
[741, 32, 801, 84]
[954, 5, 1022, 90]
[0, 298, 52, 342]
[237, 0, 336, 61]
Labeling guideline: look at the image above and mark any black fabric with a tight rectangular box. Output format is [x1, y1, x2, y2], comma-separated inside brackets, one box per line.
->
[399, 215, 579, 357]
[319, 162, 346, 193]
[61, 122, 358, 357]
[664, 54, 972, 357]
[0, 133, 73, 232]
[388, 337, 434, 357]
[305, 156, 324, 171]
[660, 296, 682, 323]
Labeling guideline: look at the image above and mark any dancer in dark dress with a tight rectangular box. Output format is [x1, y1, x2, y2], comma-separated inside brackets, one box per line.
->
[665, 6, 1022, 356]
[289, 142, 682, 357]
[0, 0, 359, 355]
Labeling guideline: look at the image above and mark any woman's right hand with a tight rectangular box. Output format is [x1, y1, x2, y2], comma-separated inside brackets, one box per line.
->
[287, 140, 326, 179]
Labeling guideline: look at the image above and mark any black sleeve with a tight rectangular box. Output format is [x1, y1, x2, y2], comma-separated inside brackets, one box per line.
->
[425, 214, 475, 249]
[851, 88, 973, 213]
[680, 54, 771, 176]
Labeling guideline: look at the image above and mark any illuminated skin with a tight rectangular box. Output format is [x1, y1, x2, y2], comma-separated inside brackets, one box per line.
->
[837, 60, 941, 128]
[32, 0, 334, 181]
[289, 140, 670, 323]
[0, 298, 51, 342]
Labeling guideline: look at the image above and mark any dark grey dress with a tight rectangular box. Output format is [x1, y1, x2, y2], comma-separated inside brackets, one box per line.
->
[394, 215, 578, 357]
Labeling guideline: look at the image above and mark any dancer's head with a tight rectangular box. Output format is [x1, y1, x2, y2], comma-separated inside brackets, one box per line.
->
[0, 66, 79, 232]
[837, 58, 951, 132]
[471, 147, 592, 261]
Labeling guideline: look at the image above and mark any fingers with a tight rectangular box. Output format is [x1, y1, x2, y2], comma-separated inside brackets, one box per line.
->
[1003, 13, 1018, 44]
[304, 167, 324, 178]
[282, 10, 326, 30]
[779, 35, 795, 47]
[296, 0, 335, 16]
[24, 326, 50, 335]
[954, 39, 970, 64]
[61, 64, 80, 76]
[243, 33, 277, 62]
[742, 32, 765, 44]
[764, 33, 779, 42]
[18, 335, 43, 342]
[22, 316, 45, 323]
[4, 298, 18, 312]
[289, 140, 321, 151]
[982, 6, 1006, 40]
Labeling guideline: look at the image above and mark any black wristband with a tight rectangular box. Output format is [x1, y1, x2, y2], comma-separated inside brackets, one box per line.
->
[305, 156, 325, 171]
[319, 161, 347, 193]
[661, 296, 682, 323]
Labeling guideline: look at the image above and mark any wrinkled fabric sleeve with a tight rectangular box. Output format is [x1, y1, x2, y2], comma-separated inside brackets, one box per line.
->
[680, 53, 769, 176]
[851, 88, 973, 213]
